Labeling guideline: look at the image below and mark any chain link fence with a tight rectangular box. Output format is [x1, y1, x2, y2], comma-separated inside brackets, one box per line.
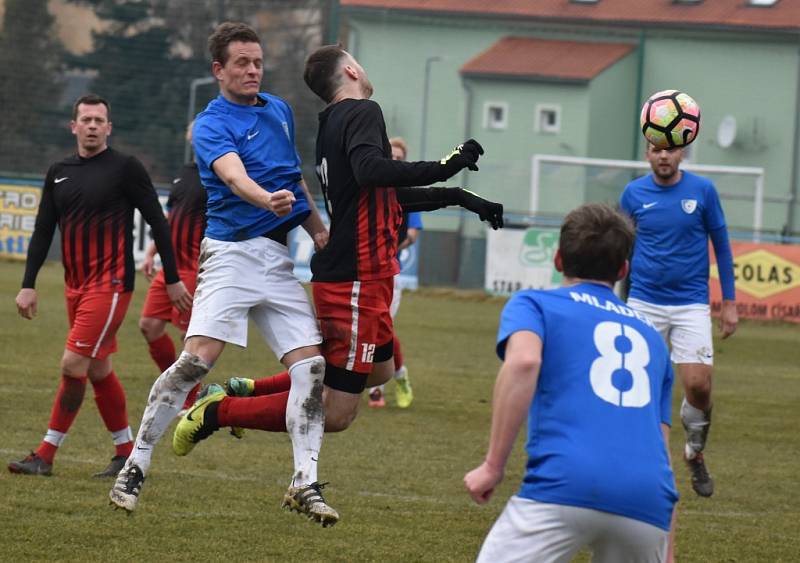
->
[0, 0, 334, 186]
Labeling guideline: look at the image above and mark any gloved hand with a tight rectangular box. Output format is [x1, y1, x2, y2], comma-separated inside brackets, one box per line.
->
[440, 139, 484, 177]
[458, 189, 504, 230]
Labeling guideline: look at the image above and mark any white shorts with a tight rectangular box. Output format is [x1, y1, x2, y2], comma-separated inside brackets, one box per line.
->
[477, 496, 669, 563]
[186, 237, 322, 357]
[390, 274, 402, 318]
[627, 298, 713, 365]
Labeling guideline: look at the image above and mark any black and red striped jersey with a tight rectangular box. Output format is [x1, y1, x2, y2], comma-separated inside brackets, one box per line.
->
[22, 147, 179, 292]
[166, 163, 206, 272]
[311, 99, 457, 282]
[312, 99, 401, 282]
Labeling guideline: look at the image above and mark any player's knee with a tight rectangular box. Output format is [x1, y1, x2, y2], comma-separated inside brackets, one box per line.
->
[139, 317, 164, 341]
[171, 351, 211, 385]
[61, 354, 87, 377]
[324, 406, 358, 432]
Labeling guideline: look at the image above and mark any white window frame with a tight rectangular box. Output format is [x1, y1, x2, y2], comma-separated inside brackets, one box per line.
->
[535, 104, 561, 134]
[483, 101, 509, 130]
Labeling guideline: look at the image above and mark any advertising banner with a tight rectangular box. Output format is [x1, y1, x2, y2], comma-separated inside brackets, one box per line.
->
[710, 241, 800, 323]
[0, 181, 41, 260]
[485, 227, 563, 295]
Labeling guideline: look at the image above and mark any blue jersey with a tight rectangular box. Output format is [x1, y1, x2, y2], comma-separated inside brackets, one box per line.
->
[193, 93, 310, 241]
[620, 171, 728, 305]
[407, 212, 423, 230]
[497, 283, 678, 531]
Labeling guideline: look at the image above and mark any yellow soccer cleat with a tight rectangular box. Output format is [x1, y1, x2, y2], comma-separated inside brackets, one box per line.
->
[172, 385, 225, 456]
[394, 366, 413, 409]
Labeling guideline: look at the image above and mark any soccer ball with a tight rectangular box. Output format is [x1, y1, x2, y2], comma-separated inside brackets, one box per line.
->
[640, 90, 701, 150]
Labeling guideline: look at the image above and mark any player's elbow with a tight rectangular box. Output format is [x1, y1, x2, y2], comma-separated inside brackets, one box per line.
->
[506, 353, 541, 377]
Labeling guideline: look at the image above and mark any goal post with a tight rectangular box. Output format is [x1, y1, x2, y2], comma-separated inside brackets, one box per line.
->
[530, 154, 766, 239]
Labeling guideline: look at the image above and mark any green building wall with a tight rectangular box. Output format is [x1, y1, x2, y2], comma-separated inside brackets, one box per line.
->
[345, 10, 799, 234]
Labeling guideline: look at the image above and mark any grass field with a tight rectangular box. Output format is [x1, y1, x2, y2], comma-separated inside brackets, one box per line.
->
[0, 261, 798, 562]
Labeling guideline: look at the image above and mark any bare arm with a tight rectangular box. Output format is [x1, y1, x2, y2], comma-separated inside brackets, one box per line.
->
[141, 241, 158, 281]
[398, 228, 419, 251]
[298, 178, 329, 250]
[464, 331, 542, 504]
[212, 152, 294, 217]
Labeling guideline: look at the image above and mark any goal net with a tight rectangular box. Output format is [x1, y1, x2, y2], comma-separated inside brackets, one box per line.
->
[530, 155, 766, 239]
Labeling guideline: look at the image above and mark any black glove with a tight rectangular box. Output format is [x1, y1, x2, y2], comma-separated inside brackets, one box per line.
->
[458, 188, 504, 230]
[440, 139, 484, 177]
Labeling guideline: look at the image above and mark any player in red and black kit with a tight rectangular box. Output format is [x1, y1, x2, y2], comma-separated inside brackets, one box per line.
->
[305, 46, 502, 431]
[139, 126, 207, 410]
[8, 94, 191, 478]
[170, 47, 503, 504]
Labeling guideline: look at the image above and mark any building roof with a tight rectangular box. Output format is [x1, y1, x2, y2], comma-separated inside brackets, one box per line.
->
[341, 0, 800, 32]
[461, 37, 635, 82]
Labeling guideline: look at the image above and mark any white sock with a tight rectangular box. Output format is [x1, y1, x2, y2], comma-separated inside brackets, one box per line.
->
[127, 352, 210, 475]
[680, 398, 711, 459]
[286, 355, 325, 487]
[393, 365, 408, 380]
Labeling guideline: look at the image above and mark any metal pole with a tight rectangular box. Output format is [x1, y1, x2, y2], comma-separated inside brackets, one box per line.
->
[419, 56, 441, 160]
[184, 76, 216, 164]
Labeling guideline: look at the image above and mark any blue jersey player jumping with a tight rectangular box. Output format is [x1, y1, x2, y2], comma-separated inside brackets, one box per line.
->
[465, 203, 678, 563]
[621, 144, 737, 498]
[110, 22, 338, 526]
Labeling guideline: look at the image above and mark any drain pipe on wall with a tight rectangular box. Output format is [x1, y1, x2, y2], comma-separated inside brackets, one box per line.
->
[631, 30, 646, 162]
[455, 77, 474, 287]
[787, 47, 800, 238]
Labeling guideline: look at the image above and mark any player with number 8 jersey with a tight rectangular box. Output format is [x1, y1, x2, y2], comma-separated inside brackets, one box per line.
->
[465, 203, 678, 563]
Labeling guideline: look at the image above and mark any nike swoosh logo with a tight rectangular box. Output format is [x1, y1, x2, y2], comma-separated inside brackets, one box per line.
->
[136, 446, 150, 451]
[172, 178, 182, 184]
[642, 202, 658, 209]
[186, 403, 203, 422]
[247, 130, 259, 140]
[54, 177, 69, 184]
[75, 341, 91, 348]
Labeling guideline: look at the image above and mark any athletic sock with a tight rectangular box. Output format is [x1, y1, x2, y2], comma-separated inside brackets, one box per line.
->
[182, 383, 201, 409]
[91, 371, 133, 458]
[286, 356, 326, 486]
[128, 351, 209, 475]
[393, 338, 404, 372]
[217, 393, 289, 431]
[147, 333, 176, 373]
[36, 375, 87, 465]
[253, 371, 291, 395]
[681, 398, 712, 459]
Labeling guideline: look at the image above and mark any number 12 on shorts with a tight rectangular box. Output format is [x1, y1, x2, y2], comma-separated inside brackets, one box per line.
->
[361, 343, 376, 363]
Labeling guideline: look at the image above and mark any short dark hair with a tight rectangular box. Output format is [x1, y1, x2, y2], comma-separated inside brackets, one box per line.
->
[208, 22, 260, 66]
[72, 94, 110, 120]
[558, 203, 635, 283]
[304, 44, 347, 103]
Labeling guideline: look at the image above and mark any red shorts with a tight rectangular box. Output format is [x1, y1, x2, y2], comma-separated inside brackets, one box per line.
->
[141, 268, 198, 331]
[65, 289, 132, 360]
[312, 278, 394, 391]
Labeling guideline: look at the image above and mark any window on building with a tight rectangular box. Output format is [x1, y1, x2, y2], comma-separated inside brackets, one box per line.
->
[483, 102, 508, 130]
[535, 104, 561, 134]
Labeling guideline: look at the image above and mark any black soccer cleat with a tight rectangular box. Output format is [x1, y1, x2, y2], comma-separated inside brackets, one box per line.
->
[8, 452, 52, 476]
[685, 452, 714, 497]
[93, 455, 128, 478]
